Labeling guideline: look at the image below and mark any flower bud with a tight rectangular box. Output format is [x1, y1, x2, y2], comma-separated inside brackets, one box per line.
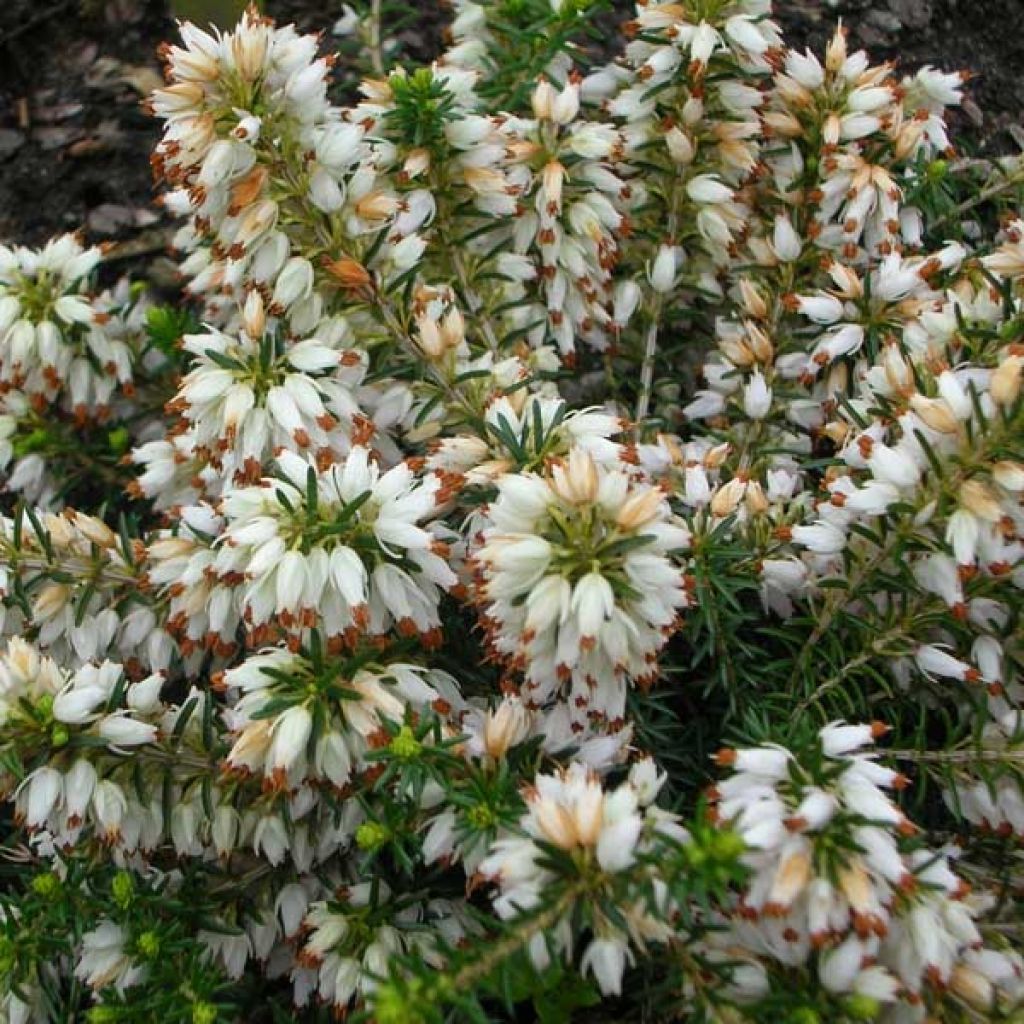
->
[649, 245, 678, 294]
[665, 126, 696, 165]
[909, 394, 959, 434]
[991, 354, 1022, 406]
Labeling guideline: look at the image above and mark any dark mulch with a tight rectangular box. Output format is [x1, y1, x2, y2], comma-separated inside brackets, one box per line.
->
[0, 0, 1020, 253]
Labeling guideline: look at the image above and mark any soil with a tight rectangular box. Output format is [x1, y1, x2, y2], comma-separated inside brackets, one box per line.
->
[0, 0, 1021, 256]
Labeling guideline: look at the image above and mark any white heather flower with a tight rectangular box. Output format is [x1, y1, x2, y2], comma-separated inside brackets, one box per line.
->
[649, 244, 680, 294]
[687, 175, 733, 205]
[710, 722, 991, 1002]
[473, 449, 689, 721]
[867, 443, 921, 490]
[791, 522, 846, 554]
[217, 448, 456, 640]
[582, 936, 633, 995]
[914, 644, 977, 683]
[17, 767, 63, 829]
[772, 214, 802, 262]
[0, 235, 134, 415]
[481, 763, 683, 980]
[267, 704, 313, 776]
[76, 922, 144, 991]
[222, 648, 446, 789]
[742, 372, 772, 419]
[97, 714, 159, 747]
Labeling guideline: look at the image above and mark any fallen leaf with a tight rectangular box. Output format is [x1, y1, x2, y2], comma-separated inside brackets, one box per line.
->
[88, 204, 137, 235]
[33, 102, 84, 124]
[84, 56, 124, 89]
[119, 64, 164, 97]
[0, 130, 25, 161]
[69, 41, 99, 72]
[67, 137, 114, 158]
[34, 124, 83, 152]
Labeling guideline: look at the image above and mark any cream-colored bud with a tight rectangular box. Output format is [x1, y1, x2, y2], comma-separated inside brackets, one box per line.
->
[704, 443, 731, 470]
[231, 27, 269, 82]
[402, 148, 430, 179]
[483, 700, 531, 759]
[959, 478, 1002, 522]
[43, 513, 76, 549]
[720, 336, 756, 368]
[747, 321, 774, 363]
[405, 420, 443, 443]
[148, 537, 196, 561]
[541, 161, 565, 208]
[531, 79, 555, 120]
[745, 480, 769, 514]
[67, 511, 116, 549]
[243, 289, 266, 339]
[768, 848, 812, 907]
[33, 583, 70, 621]
[837, 859, 873, 913]
[616, 488, 663, 531]
[825, 25, 848, 72]
[993, 460, 1024, 492]
[415, 316, 444, 359]
[882, 345, 912, 393]
[827, 261, 863, 299]
[762, 111, 803, 138]
[665, 126, 696, 165]
[738, 279, 768, 319]
[909, 394, 959, 434]
[551, 449, 599, 505]
[533, 799, 580, 850]
[440, 307, 465, 351]
[991, 354, 1022, 406]
[355, 191, 400, 222]
[948, 965, 994, 1010]
[711, 477, 746, 518]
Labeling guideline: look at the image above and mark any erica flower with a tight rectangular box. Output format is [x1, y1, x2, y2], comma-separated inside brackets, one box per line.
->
[0, 235, 135, 415]
[220, 644, 455, 790]
[75, 921, 145, 992]
[472, 448, 689, 723]
[171, 294, 368, 491]
[480, 761, 686, 993]
[710, 722, 1005, 1007]
[216, 448, 458, 642]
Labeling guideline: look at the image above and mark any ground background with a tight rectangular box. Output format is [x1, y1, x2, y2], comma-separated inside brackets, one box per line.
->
[0, 0, 1021, 256]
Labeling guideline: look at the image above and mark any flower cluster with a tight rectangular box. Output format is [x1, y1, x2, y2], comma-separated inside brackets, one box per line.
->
[480, 759, 686, 996]
[710, 725, 1024, 1015]
[0, 235, 133, 413]
[215, 447, 458, 644]
[0, 236, 149, 507]
[472, 448, 690, 723]
[0, 2, 1022, 1022]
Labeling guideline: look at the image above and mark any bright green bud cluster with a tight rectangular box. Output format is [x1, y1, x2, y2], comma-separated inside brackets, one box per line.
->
[789, 1009, 820, 1024]
[355, 821, 391, 852]
[30, 871, 61, 899]
[87, 1007, 120, 1024]
[192, 1000, 218, 1024]
[136, 930, 161, 959]
[388, 724, 422, 760]
[112, 871, 135, 909]
[373, 979, 429, 1024]
[843, 995, 881, 1020]
[466, 802, 497, 831]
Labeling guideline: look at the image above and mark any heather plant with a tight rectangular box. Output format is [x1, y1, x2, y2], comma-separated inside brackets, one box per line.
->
[0, 1, 1023, 1022]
